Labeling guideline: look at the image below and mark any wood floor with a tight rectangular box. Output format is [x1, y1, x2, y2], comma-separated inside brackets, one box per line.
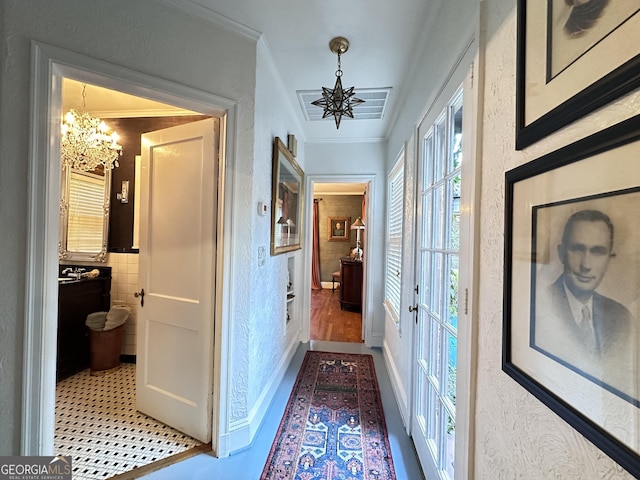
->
[310, 288, 363, 343]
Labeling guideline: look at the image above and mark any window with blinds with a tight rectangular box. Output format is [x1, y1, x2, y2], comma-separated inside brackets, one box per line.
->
[384, 156, 405, 322]
[67, 170, 105, 253]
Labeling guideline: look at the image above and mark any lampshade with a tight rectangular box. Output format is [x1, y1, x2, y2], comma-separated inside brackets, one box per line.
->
[351, 217, 365, 229]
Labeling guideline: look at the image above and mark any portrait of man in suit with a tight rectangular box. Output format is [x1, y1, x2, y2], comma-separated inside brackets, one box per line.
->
[533, 209, 637, 401]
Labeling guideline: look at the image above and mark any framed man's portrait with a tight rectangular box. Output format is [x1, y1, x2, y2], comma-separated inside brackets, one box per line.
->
[503, 115, 640, 478]
[328, 216, 350, 241]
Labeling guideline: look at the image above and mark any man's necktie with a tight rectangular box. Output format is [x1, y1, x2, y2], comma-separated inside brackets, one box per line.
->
[581, 305, 599, 352]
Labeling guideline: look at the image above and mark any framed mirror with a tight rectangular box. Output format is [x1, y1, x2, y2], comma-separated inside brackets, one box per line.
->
[59, 164, 111, 262]
[271, 137, 304, 255]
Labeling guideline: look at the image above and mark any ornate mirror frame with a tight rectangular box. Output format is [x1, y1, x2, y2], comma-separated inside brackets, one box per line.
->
[59, 165, 111, 262]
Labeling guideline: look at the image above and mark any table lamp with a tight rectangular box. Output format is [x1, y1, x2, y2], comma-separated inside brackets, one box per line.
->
[350, 216, 365, 261]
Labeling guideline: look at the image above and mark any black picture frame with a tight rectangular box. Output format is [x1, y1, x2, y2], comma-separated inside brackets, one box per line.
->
[504, 115, 640, 477]
[516, 1, 640, 150]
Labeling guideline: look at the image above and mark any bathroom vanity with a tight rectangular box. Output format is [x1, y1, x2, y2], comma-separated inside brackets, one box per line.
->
[57, 265, 111, 381]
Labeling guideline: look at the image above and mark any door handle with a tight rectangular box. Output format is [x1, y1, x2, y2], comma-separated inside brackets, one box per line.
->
[408, 304, 418, 312]
[134, 288, 145, 307]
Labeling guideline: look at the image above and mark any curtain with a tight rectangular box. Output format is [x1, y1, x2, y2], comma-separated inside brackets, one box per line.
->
[361, 191, 366, 249]
[311, 199, 323, 290]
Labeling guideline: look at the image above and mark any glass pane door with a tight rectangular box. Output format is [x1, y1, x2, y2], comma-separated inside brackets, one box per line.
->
[412, 87, 463, 480]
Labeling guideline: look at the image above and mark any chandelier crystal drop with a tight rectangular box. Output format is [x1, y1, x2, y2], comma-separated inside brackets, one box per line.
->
[61, 85, 122, 172]
[311, 37, 364, 129]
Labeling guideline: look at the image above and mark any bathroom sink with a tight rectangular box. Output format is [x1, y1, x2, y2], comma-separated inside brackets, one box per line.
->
[58, 277, 75, 283]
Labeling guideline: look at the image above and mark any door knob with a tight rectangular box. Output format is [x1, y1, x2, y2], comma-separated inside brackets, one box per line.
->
[408, 304, 418, 312]
[134, 288, 145, 307]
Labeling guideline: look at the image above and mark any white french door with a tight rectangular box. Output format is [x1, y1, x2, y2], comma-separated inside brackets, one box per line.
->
[411, 88, 464, 480]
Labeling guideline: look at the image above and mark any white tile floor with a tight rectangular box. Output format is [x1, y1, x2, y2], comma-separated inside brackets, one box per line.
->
[54, 364, 201, 480]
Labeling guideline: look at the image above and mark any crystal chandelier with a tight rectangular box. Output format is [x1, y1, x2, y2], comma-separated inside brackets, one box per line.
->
[61, 84, 122, 171]
[311, 37, 364, 129]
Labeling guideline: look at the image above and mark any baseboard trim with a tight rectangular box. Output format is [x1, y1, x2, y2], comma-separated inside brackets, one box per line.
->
[383, 340, 409, 429]
[222, 338, 300, 455]
[120, 354, 136, 364]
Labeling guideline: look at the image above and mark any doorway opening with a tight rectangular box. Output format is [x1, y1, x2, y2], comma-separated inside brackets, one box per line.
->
[55, 78, 217, 478]
[25, 42, 235, 477]
[310, 182, 367, 344]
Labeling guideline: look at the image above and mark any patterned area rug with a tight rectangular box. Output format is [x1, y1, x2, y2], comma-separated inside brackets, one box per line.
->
[261, 351, 396, 479]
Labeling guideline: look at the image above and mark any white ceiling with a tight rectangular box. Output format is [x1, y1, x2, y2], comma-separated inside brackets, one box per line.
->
[64, 0, 439, 143]
[62, 80, 195, 118]
[166, 0, 439, 143]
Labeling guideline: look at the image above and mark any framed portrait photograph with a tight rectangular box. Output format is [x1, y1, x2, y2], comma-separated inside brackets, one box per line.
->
[516, 0, 640, 149]
[503, 116, 640, 477]
[271, 137, 304, 255]
[328, 216, 350, 241]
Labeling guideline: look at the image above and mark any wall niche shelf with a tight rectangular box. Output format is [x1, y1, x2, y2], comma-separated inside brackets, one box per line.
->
[286, 255, 295, 325]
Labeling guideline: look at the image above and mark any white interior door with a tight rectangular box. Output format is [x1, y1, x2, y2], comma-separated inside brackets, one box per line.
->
[137, 118, 217, 443]
[411, 89, 463, 480]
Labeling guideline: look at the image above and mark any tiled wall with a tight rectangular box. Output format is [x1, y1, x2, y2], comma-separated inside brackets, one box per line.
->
[106, 253, 139, 356]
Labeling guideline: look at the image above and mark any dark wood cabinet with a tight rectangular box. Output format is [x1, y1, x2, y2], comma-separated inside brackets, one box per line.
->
[339, 258, 362, 312]
[57, 270, 111, 381]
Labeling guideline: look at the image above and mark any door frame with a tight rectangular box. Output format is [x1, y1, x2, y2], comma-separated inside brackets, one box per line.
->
[408, 40, 479, 479]
[301, 174, 376, 346]
[23, 41, 237, 457]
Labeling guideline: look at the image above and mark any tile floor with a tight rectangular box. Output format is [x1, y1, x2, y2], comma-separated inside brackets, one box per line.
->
[54, 364, 202, 479]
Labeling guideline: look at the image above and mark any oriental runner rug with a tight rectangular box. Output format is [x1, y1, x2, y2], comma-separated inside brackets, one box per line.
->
[260, 350, 397, 480]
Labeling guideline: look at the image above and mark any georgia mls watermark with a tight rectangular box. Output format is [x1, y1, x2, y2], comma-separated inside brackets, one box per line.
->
[0, 456, 72, 480]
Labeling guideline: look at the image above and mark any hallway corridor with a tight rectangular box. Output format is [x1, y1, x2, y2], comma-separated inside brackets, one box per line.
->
[140, 341, 424, 479]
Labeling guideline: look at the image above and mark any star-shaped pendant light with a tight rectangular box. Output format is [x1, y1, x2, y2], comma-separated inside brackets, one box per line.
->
[311, 37, 364, 129]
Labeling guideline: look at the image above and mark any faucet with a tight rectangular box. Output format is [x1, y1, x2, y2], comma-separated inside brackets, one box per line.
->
[62, 267, 86, 279]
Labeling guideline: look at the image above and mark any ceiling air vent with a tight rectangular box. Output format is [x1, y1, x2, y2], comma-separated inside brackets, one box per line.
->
[297, 87, 391, 122]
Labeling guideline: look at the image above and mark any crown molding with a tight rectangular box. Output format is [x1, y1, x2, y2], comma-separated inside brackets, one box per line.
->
[154, 0, 262, 41]
[94, 108, 197, 119]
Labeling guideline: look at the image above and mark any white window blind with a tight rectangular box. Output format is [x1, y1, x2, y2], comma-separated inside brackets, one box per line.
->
[385, 157, 404, 321]
[67, 170, 105, 253]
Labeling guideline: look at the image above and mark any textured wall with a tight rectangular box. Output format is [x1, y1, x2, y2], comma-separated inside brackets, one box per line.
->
[242, 38, 305, 423]
[472, 1, 639, 478]
[316, 195, 364, 283]
[381, 0, 640, 477]
[0, 0, 257, 454]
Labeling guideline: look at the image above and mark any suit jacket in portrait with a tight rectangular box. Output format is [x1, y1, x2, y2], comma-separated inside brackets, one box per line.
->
[534, 276, 637, 401]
